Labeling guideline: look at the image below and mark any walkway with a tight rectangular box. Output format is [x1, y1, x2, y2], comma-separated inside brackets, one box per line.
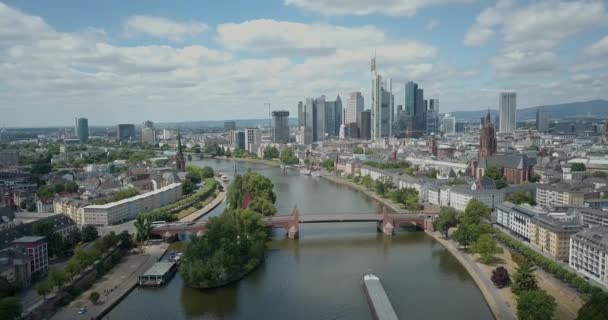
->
[321, 175, 406, 213]
[179, 179, 226, 222]
[51, 244, 168, 320]
[426, 231, 516, 320]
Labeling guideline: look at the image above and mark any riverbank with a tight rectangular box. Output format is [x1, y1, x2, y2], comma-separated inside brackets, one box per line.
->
[223, 157, 282, 167]
[321, 174, 406, 213]
[51, 244, 168, 320]
[425, 230, 516, 320]
[179, 178, 226, 222]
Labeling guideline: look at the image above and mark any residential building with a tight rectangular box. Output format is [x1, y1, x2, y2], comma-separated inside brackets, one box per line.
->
[11, 236, 48, 275]
[442, 115, 455, 134]
[358, 110, 372, 140]
[0, 150, 18, 168]
[75, 118, 89, 144]
[536, 183, 592, 208]
[272, 110, 290, 144]
[244, 128, 261, 152]
[495, 202, 536, 240]
[116, 124, 136, 142]
[54, 198, 88, 225]
[536, 107, 549, 132]
[443, 184, 505, 211]
[346, 92, 364, 125]
[82, 183, 182, 226]
[499, 92, 516, 133]
[570, 226, 608, 287]
[575, 207, 608, 227]
[529, 213, 583, 260]
[224, 121, 236, 131]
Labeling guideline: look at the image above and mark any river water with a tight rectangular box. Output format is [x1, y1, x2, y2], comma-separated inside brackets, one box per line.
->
[108, 159, 493, 320]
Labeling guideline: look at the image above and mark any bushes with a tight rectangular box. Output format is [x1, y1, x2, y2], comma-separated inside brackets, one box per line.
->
[495, 229, 595, 295]
[491, 266, 511, 288]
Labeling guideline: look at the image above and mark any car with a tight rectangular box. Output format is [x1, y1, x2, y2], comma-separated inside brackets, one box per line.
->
[78, 307, 87, 314]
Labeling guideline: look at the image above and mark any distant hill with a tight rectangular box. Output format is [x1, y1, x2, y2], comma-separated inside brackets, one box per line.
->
[448, 99, 608, 121]
[157, 118, 299, 129]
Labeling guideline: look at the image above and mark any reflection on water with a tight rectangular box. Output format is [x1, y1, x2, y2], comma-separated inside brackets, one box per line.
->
[107, 159, 493, 320]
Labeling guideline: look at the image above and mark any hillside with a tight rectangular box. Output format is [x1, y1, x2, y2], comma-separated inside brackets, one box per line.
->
[449, 100, 608, 121]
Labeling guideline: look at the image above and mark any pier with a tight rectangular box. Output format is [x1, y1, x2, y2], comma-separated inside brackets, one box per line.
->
[139, 261, 177, 287]
[362, 274, 399, 320]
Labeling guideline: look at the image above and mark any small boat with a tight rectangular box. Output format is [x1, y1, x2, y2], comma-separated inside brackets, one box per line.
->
[311, 171, 322, 177]
[300, 169, 311, 176]
[221, 175, 229, 182]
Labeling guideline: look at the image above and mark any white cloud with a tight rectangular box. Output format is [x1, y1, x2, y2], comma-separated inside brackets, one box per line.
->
[425, 19, 440, 31]
[284, 0, 474, 17]
[462, 0, 510, 46]
[492, 51, 559, 74]
[464, 26, 494, 47]
[123, 15, 208, 41]
[217, 19, 387, 56]
[584, 36, 608, 57]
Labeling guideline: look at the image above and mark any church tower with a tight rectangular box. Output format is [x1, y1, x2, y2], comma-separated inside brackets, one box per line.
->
[175, 129, 186, 172]
[479, 111, 497, 159]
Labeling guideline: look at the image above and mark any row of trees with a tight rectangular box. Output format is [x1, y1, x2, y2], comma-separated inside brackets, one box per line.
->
[355, 175, 420, 209]
[32, 221, 98, 258]
[180, 172, 275, 288]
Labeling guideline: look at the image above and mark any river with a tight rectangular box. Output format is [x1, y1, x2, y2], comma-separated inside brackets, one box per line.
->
[107, 158, 493, 319]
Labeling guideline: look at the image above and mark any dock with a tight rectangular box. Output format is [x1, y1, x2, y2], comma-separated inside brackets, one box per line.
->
[138, 261, 177, 287]
[362, 274, 399, 320]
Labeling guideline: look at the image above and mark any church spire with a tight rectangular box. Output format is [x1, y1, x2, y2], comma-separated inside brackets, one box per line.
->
[175, 128, 186, 172]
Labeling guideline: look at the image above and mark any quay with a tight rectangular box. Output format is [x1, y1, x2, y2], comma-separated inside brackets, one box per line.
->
[362, 274, 399, 320]
[138, 261, 177, 287]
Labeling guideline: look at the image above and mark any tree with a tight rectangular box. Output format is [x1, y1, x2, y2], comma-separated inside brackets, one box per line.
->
[461, 199, 491, 225]
[517, 290, 556, 320]
[512, 261, 538, 295]
[279, 148, 299, 165]
[82, 225, 99, 242]
[403, 167, 415, 176]
[425, 168, 439, 179]
[66, 229, 82, 247]
[48, 267, 69, 288]
[592, 171, 608, 178]
[471, 234, 498, 264]
[200, 166, 214, 179]
[36, 281, 52, 300]
[320, 159, 335, 172]
[247, 197, 276, 216]
[134, 216, 151, 243]
[0, 297, 21, 320]
[484, 166, 507, 189]
[353, 146, 364, 154]
[491, 266, 511, 288]
[0, 277, 16, 299]
[89, 291, 100, 304]
[453, 223, 483, 248]
[507, 191, 536, 205]
[263, 146, 279, 160]
[434, 207, 458, 238]
[374, 176, 394, 197]
[360, 175, 374, 189]
[577, 291, 608, 320]
[571, 163, 586, 172]
[37, 185, 54, 200]
[226, 172, 276, 210]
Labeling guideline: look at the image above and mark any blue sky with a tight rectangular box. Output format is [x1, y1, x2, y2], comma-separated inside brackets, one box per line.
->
[1, 0, 607, 126]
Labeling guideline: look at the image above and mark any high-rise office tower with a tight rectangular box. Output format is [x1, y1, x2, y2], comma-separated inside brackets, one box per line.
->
[371, 57, 393, 140]
[442, 115, 456, 134]
[345, 92, 364, 125]
[405, 81, 426, 137]
[272, 110, 290, 144]
[116, 124, 135, 142]
[325, 96, 342, 137]
[142, 120, 155, 144]
[297, 101, 305, 127]
[314, 95, 326, 142]
[358, 110, 371, 140]
[426, 99, 439, 135]
[75, 118, 89, 144]
[499, 92, 517, 133]
[536, 107, 549, 132]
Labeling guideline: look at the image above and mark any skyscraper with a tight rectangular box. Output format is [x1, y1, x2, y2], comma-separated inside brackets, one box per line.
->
[345, 92, 363, 125]
[442, 115, 456, 134]
[116, 124, 135, 142]
[324, 96, 342, 137]
[358, 110, 371, 140]
[404, 81, 425, 137]
[297, 101, 305, 127]
[75, 118, 89, 144]
[371, 57, 393, 140]
[499, 92, 517, 133]
[142, 120, 155, 144]
[272, 110, 290, 144]
[426, 99, 439, 135]
[314, 95, 326, 142]
[536, 107, 549, 132]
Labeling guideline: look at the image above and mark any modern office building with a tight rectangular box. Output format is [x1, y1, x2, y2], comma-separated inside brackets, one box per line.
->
[325, 96, 342, 137]
[116, 124, 136, 142]
[314, 95, 326, 142]
[75, 118, 89, 144]
[224, 121, 236, 131]
[442, 115, 456, 134]
[244, 128, 261, 151]
[536, 107, 549, 132]
[82, 183, 183, 226]
[272, 110, 290, 144]
[404, 81, 426, 137]
[297, 101, 305, 127]
[345, 92, 364, 125]
[570, 226, 608, 286]
[142, 120, 155, 144]
[11, 236, 48, 275]
[426, 99, 439, 134]
[358, 110, 372, 140]
[230, 130, 246, 150]
[371, 57, 393, 140]
[499, 92, 517, 133]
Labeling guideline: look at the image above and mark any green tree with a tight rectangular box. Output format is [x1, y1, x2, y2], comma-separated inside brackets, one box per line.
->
[36, 281, 52, 300]
[279, 148, 299, 165]
[320, 159, 335, 172]
[82, 225, 99, 242]
[247, 197, 277, 216]
[453, 223, 483, 248]
[360, 175, 374, 189]
[433, 207, 458, 238]
[48, 267, 69, 288]
[66, 229, 82, 247]
[353, 146, 364, 154]
[89, 291, 100, 304]
[517, 290, 556, 320]
[471, 234, 499, 264]
[134, 216, 151, 243]
[402, 167, 415, 176]
[577, 291, 608, 320]
[0, 277, 16, 299]
[263, 146, 280, 160]
[484, 166, 507, 189]
[512, 261, 538, 295]
[461, 199, 492, 225]
[592, 171, 607, 178]
[37, 185, 54, 200]
[227, 172, 276, 210]
[200, 166, 214, 179]
[571, 163, 586, 172]
[507, 191, 536, 205]
[0, 297, 21, 320]
[425, 168, 439, 179]
[374, 176, 394, 197]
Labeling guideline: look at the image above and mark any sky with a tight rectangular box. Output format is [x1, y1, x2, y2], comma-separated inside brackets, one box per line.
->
[1, 0, 607, 127]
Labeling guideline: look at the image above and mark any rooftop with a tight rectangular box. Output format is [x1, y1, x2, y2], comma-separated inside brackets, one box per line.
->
[142, 261, 175, 277]
[12, 236, 45, 243]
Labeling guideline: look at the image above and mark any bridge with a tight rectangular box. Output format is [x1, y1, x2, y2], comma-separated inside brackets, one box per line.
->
[151, 207, 437, 240]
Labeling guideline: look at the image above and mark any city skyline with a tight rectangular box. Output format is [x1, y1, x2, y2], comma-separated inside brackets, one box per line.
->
[1, 0, 608, 127]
